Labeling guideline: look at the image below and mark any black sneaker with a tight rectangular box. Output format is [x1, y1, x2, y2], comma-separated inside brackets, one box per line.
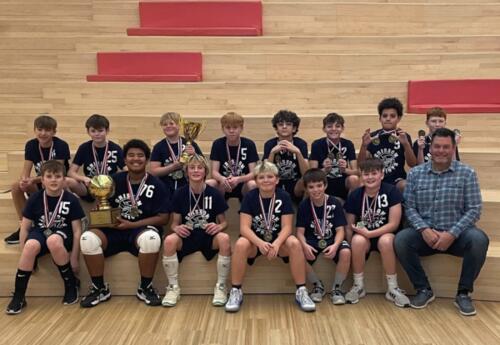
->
[410, 288, 435, 309]
[136, 283, 162, 306]
[63, 279, 80, 305]
[4, 229, 20, 245]
[5, 294, 26, 315]
[454, 293, 476, 316]
[80, 283, 111, 308]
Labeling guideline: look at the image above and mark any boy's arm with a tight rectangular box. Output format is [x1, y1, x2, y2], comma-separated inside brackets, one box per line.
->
[115, 213, 169, 230]
[273, 214, 293, 250]
[357, 129, 373, 165]
[205, 213, 228, 236]
[399, 132, 417, 167]
[240, 212, 265, 247]
[345, 159, 359, 176]
[70, 218, 82, 274]
[68, 163, 90, 184]
[239, 162, 256, 183]
[210, 160, 226, 183]
[150, 161, 182, 177]
[344, 213, 356, 243]
[19, 217, 32, 252]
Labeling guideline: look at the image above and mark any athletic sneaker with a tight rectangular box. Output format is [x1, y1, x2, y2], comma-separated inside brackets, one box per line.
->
[5, 294, 26, 315]
[331, 288, 346, 305]
[295, 286, 316, 312]
[345, 285, 366, 304]
[454, 293, 476, 316]
[410, 288, 435, 309]
[385, 287, 410, 308]
[225, 288, 243, 313]
[4, 229, 20, 245]
[162, 285, 181, 307]
[310, 282, 326, 303]
[212, 283, 228, 306]
[80, 283, 111, 308]
[63, 280, 79, 305]
[137, 283, 162, 306]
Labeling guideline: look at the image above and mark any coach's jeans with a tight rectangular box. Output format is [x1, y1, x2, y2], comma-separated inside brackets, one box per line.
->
[394, 227, 489, 292]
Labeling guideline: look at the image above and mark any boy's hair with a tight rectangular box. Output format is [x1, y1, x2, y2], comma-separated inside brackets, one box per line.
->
[359, 158, 385, 173]
[221, 112, 244, 128]
[377, 98, 403, 118]
[303, 168, 327, 187]
[254, 161, 279, 177]
[323, 112, 345, 128]
[184, 154, 210, 178]
[431, 128, 456, 146]
[426, 107, 447, 121]
[160, 112, 181, 125]
[86, 114, 110, 130]
[40, 160, 66, 176]
[34, 114, 57, 130]
[123, 139, 151, 160]
[272, 110, 300, 134]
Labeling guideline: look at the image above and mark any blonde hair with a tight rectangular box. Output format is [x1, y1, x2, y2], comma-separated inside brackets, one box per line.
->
[185, 154, 210, 179]
[160, 112, 181, 126]
[221, 112, 244, 128]
[254, 161, 279, 177]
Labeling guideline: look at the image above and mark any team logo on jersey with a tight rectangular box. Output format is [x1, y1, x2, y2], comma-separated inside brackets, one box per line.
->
[424, 152, 432, 162]
[86, 162, 112, 177]
[308, 220, 334, 240]
[366, 209, 387, 229]
[163, 144, 186, 166]
[222, 160, 245, 177]
[253, 214, 280, 236]
[34, 150, 57, 175]
[185, 209, 210, 229]
[37, 214, 67, 229]
[115, 193, 143, 220]
[277, 159, 297, 180]
[374, 148, 399, 174]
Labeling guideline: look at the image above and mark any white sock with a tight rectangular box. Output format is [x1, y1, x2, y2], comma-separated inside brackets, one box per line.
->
[162, 254, 179, 287]
[353, 272, 364, 288]
[217, 255, 231, 286]
[386, 274, 398, 291]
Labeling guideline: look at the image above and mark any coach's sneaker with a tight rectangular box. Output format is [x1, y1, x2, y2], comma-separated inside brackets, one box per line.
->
[295, 286, 316, 312]
[345, 285, 366, 304]
[410, 288, 435, 309]
[80, 283, 111, 308]
[386, 287, 410, 308]
[310, 282, 326, 303]
[5, 294, 26, 315]
[454, 293, 476, 316]
[212, 283, 228, 306]
[162, 285, 181, 307]
[331, 288, 346, 305]
[63, 280, 79, 305]
[225, 288, 243, 313]
[4, 229, 20, 245]
[137, 283, 162, 306]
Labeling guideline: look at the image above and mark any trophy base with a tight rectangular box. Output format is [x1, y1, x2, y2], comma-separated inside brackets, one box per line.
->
[89, 208, 121, 228]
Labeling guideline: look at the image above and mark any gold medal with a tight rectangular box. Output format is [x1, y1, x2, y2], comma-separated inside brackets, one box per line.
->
[371, 137, 380, 145]
[130, 206, 140, 218]
[356, 221, 366, 228]
[264, 233, 273, 242]
[318, 239, 327, 249]
[43, 228, 53, 238]
[171, 169, 184, 180]
[388, 134, 398, 144]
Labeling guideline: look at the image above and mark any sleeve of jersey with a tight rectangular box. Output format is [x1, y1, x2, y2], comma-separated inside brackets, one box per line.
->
[388, 185, 403, 206]
[262, 140, 271, 160]
[171, 189, 184, 214]
[343, 192, 357, 215]
[213, 189, 229, 215]
[24, 140, 35, 161]
[59, 140, 71, 160]
[247, 140, 259, 163]
[309, 140, 321, 161]
[22, 193, 37, 220]
[295, 201, 307, 227]
[299, 139, 308, 158]
[68, 195, 86, 220]
[155, 180, 171, 214]
[346, 140, 356, 160]
[239, 192, 253, 215]
[150, 142, 163, 162]
[115, 144, 125, 169]
[72, 144, 85, 166]
[209, 139, 222, 161]
[280, 192, 295, 215]
[333, 200, 347, 226]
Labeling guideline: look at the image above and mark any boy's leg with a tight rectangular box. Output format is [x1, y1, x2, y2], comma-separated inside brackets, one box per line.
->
[306, 264, 325, 303]
[65, 177, 88, 197]
[345, 234, 370, 304]
[293, 179, 305, 199]
[135, 227, 162, 306]
[345, 175, 361, 193]
[396, 179, 406, 193]
[211, 232, 231, 306]
[162, 233, 182, 307]
[331, 246, 351, 305]
[242, 180, 257, 197]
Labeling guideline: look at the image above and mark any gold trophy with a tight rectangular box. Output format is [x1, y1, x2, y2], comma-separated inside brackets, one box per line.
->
[88, 175, 120, 227]
[179, 119, 204, 164]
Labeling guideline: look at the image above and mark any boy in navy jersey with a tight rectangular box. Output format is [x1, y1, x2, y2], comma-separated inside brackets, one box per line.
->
[225, 162, 315, 313]
[150, 112, 203, 195]
[343, 158, 409, 307]
[5, 115, 71, 245]
[296, 169, 351, 305]
[162, 155, 231, 307]
[67, 114, 125, 200]
[309, 113, 360, 200]
[358, 98, 416, 192]
[80, 139, 170, 308]
[207, 112, 258, 200]
[6, 161, 84, 314]
[413, 107, 461, 165]
[263, 110, 309, 203]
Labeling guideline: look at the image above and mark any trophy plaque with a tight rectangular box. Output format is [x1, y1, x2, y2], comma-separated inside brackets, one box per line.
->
[88, 175, 120, 227]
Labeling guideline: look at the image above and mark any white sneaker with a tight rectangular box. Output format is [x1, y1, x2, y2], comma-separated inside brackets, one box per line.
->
[331, 288, 346, 305]
[386, 287, 410, 308]
[345, 285, 366, 304]
[162, 285, 181, 307]
[295, 287, 316, 312]
[225, 288, 243, 313]
[212, 283, 228, 306]
[310, 283, 326, 303]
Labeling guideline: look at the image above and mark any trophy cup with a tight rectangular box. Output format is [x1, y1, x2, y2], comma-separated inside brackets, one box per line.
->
[179, 119, 204, 164]
[88, 175, 120, 227]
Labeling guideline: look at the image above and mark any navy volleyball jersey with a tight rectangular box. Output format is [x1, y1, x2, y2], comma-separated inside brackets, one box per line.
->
[72, 140, 125, 177]
[151, 137, 203, 191]
[23, 190, 85, 235]
[344, 183, 402, 231]
[412, 136, 461, 164]
[366, 129, 412, 184]
[110, 172, 170, 221]
[172, 184, 228, 229]
[309, 137, 356, 179]
[25, 137, 71, 176]
[263, 137, 308, 182]
[210, 137, 259, 177]
[239, 188, 294, 241]
[296, 195, 347, 247]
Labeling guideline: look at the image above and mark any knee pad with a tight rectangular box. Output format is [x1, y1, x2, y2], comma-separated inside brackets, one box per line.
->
[80, 231, 103, 255]
[137, 228, 161, 254]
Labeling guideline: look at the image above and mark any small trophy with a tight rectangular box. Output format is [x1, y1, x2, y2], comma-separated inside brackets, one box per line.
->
[88, 175, 120, 227]
[179, 119, 204, 164]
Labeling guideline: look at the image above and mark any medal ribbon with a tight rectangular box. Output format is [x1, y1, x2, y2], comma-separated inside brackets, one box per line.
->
[127, 173, 149, 209]
[225, 139, 241, 176]
[166, 138, 182, 163]
[43, 190, 65, 230]
[361, 191, 379, 225]
[91, 142, 109, 175]
[326, 138, 342, 160]
[189, 184, 206, 215]
[38, 142, 54, 163]
[258, 193, 276, 238]
[310, 195, 328, 239]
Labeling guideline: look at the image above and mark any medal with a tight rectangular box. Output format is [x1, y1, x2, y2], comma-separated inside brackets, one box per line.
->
[43, 190, 65, 238]
[197, 219, 208, 229]
[259, 192, 276, 242]
[361, 190, 379, 229]
[38, 142, 54, 164]
[166, 137, 183, 179]
[91, 141, 109, 176]
[310, 195, 328, 249]
[318, 239, 327, 249]
[388, 134, 398, 144]
[264, 233, 273, 242]
[189, 184, 206, 230]
[371, 136, 380, 145]
[326, 138, 342, 161]
[226, 139, 241, 176]
[130, 206, 140, 218]
[356, 221, 366, 228]
[43, 228, 53, 238]
[171, 169, 184, 180]
[126, 173, 148, 219]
